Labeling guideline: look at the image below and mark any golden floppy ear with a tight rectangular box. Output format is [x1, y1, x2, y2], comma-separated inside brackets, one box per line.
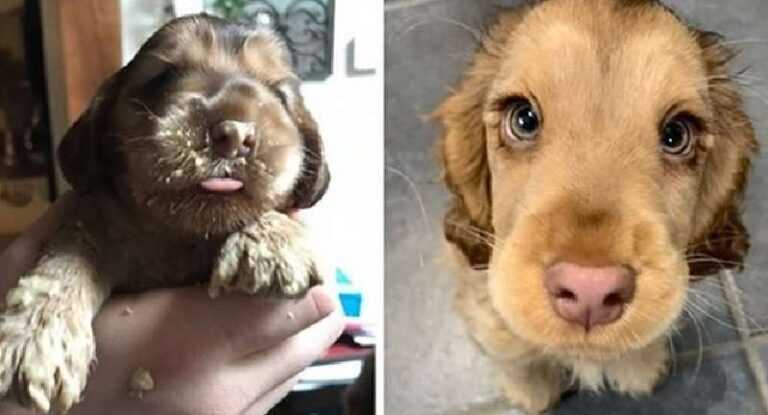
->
[57, 77, 119, 193]
[686, 31, 758, 278]
[276, 78, 330, 209]
[435, 74, 494, 270]
[434, 10, 527, 269]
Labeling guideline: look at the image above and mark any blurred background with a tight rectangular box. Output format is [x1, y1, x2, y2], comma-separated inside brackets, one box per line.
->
[385, 0, 768, 414]
[0, 0, 381, 413]
[0, 1, 55, 244]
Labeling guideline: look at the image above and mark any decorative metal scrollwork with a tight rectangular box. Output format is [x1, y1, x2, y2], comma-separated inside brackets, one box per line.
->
[208, 0, 334, 81]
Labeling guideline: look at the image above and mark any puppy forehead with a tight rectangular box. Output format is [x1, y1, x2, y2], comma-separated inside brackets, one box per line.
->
[495, 1, 708, 116]
[148, 17, 293, 81]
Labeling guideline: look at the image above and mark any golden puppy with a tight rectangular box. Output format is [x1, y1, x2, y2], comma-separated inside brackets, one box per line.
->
[0, 15, 328, 413]
[435, 0, 756, 413]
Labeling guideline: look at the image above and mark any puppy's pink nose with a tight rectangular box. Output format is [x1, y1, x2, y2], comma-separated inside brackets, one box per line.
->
[545, 262, 635, 330]
[210, 120, 258, 158]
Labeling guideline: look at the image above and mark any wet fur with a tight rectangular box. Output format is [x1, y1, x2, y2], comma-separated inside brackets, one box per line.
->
[435, 1, 756, 413]
[0, 15, 328, 413]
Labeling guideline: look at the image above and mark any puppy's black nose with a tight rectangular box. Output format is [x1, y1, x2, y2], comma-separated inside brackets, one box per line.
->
[210, 120, 258, 158]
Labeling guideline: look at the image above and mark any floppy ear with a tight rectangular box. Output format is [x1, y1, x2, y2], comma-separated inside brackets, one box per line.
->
[686, 31, 758, 278]
[276, 78, 330, 209]
[57, 77, 119, 193]
[434, 10, 526, 270]
[435, 73, 493, 270]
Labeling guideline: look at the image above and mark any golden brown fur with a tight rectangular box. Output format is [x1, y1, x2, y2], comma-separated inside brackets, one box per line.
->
[435, 1, 757, 413]
[0, 15, 328, 413]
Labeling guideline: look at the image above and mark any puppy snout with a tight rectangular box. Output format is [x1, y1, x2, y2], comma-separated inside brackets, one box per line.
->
[545, 262, 636, 330]
[210, 120, 258, 158]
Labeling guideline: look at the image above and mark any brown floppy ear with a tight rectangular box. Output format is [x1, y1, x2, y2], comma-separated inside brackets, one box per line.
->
[434, 10, 528, 270]
[276, 77, 330, 209]
[57, 77, 119, 193]
[686, 31, 758, 278]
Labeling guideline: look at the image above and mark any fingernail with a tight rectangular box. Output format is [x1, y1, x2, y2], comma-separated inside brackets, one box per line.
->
[309, 286, 337, 317]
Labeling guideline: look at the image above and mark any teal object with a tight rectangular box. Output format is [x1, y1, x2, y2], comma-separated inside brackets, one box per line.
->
[339, 293, 362, 317]
[335, 268, 362, 317]
[336, 268, 352, 285]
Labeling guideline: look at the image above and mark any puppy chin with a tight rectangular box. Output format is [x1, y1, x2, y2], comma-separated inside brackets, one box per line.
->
[487, 241, 689, 361]
[130, 179, 291, 238]
[122, 141, 305, 238]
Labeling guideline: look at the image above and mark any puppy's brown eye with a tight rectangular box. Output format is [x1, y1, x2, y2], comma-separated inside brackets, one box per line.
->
[502, 100, 540, 143]
[660, 117, 694, 156]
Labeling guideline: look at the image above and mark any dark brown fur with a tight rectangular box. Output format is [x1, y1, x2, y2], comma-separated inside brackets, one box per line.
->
[0, 15, 328, 413]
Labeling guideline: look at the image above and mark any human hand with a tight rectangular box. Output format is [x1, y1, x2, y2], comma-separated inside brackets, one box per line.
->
[0, 194, 345, 415]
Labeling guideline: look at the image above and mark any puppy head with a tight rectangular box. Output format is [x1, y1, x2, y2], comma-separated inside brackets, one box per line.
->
[436, 0, 756, 359]
[58, 14, 329, 236]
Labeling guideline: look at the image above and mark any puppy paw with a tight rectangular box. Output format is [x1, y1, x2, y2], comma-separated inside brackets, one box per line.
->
[209, 211, 321, 298]
[501, 363, 562, 414]
[0, 275, 95, 414]
[605, 340, 669, 397]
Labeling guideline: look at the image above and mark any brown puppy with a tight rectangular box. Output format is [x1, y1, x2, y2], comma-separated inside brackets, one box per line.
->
[435, 0, 756, 413]
[0, 15, 329, 413]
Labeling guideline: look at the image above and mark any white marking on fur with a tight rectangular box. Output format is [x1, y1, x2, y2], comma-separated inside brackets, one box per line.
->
[272, 150, 302, 196]
[570, 360, 606, 391]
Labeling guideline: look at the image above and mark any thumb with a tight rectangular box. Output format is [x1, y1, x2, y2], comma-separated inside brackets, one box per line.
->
[101, 284, 338, 361]
[214, 285, 339, 357]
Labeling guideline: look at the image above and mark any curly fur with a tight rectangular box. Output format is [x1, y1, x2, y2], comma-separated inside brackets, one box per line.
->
[435, 1, 757, 413]
[0, 15, 328, 413]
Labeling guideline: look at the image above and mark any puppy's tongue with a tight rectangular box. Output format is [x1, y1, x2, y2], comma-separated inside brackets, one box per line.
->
[199, 178, 244, 193]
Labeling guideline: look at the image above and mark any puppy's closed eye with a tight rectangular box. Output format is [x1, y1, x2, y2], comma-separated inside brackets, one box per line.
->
[58, 15, 330, 235]
[0, 15, 331, 414]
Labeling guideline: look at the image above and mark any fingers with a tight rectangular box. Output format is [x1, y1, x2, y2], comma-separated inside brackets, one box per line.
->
[227, 308, 345, 396]
[239, 375, 300, 415]
[202, 285, 339, 357]
[193, 285, 339, 358]
[94, 285, 338, 365]
[0, 193, 77, 292]
[86, 287, 342, 414]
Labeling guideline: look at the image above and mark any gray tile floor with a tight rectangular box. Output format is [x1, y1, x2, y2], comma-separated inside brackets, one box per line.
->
[385, 0, 768, 414]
